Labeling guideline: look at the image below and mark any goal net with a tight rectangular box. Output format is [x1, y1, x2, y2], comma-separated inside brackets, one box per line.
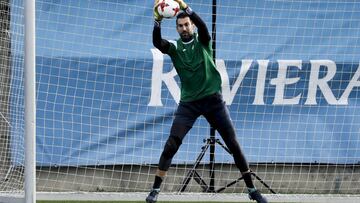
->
[2, 0, 360, 202]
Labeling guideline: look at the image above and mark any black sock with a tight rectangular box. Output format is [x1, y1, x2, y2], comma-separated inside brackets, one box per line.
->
[242, 172, 255, 189]
[152, 175, 163, 189]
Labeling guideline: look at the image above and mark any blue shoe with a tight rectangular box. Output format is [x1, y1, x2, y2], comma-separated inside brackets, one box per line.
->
[248, 190, 268, 203]
[146, 188, 160, 203]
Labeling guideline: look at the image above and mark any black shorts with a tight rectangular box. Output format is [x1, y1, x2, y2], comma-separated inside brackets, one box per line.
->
[172, 92, 234, 140]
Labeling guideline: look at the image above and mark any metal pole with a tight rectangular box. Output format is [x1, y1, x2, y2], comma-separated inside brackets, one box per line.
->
[209, 0, 217, 193]
[24, 0, 36, 202]
[212, 0, 217, 52]
[208, 128, 215, 192]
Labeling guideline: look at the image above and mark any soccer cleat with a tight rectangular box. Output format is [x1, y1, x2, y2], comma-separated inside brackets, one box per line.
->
[146, 188, 160, 203]
[248, 190, 268, 203]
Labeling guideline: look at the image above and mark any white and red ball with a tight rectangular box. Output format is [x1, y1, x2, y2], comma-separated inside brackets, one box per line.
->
[157, 0, 181, 19]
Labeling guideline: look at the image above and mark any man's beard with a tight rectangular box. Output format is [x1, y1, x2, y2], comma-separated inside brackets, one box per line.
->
[180, 32, 193, 42]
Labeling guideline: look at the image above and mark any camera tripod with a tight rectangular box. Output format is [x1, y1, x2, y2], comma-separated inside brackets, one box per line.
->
[179, 127, 276, 194]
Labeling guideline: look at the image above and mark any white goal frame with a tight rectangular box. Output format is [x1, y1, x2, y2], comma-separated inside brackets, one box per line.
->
[0, 0, 35, 202]
[24, 0, 36, 202]
[2, 1, 360, 203]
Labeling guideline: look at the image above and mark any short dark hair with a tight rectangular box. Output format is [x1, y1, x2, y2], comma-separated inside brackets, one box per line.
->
[176, 12, 190, 25]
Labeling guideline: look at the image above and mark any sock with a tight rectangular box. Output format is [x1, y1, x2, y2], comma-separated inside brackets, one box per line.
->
[152, 175, 163, 189]
[242, 172, 255, 189]
[248, 187, 257, 193]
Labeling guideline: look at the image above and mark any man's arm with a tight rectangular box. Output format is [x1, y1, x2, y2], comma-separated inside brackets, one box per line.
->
[152, 0, 171, 53]
[186, 7, 211, 46]
[174, 0, 211, 45]
[153, 21, 171, 54]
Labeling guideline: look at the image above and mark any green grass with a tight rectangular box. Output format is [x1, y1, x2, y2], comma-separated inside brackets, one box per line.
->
[37, 201, 255, 203]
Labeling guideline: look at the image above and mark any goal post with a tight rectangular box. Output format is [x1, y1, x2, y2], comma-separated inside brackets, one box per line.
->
[0, 0, 36, 202]
[1, 0, 360, 202]
[24, 0, 36, 202]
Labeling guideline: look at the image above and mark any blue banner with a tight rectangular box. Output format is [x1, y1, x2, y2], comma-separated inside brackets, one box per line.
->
[11, 1, 360, 166]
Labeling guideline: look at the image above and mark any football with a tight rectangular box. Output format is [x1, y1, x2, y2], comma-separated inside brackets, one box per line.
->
[157, 0, 181, 19]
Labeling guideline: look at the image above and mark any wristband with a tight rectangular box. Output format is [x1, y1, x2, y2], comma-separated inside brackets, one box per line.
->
[185, 6, 193, 15]
[154, 20, 161, 27]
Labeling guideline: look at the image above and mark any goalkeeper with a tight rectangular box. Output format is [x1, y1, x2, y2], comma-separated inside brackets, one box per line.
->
[147, 1, 268, 203]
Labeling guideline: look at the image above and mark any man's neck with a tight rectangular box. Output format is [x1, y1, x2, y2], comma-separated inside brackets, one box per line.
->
[181, 35, 194, 43]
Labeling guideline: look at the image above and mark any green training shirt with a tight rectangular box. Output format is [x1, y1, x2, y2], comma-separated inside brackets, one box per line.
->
[167, 33, 221, 102]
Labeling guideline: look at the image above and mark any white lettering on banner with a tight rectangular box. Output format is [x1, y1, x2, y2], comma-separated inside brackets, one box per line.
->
[253, 60, 269, 105]
[270, 60, 302, 105]
[149, 49, 180, 106]
[305, 60, 338, 105]
[217, 59, 252, 105]
[148, 50, 359, 106]
[339, 64, 360, 105]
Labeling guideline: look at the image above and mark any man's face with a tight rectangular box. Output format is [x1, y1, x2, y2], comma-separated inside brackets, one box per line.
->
[176, 17, 194, 41]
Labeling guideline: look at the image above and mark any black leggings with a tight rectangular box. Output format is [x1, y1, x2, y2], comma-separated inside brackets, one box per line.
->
[158, 92, 249, 173]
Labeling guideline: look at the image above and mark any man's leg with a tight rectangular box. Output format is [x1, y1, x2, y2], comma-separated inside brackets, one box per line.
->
[205, 105, 253, 185]
[203, 94, 251, 174]
[146, 102, 199, 203]
[146, 124, 192, 203]
[204, 94, 267, 203]
[216, 121, 267, 203]
[153, 124, 191, 188]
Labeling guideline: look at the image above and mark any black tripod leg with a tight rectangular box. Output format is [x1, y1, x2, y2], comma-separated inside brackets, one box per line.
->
[179, 141, 210, 192]
[216, 172, 277, 194]
[215, 176, 244, 193]
[193, 171, 209, 192]
[251, 172, 276, 194]
[179, 137, 276, 194]
[179, 170, 194, 192]
[215, 139, 232, 154]
[208, 128, 216, 192]
[214, 139, 276, 194]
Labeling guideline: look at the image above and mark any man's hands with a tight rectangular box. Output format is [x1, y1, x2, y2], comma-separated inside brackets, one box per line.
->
[173, 0, 188, 10]
[154, 0, 188, 21]
[154, 0, 163, 21]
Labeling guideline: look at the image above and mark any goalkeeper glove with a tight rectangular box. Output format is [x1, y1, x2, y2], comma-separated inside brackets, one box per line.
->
[154, 0, 163, 21]
[173, 0, 188, 10]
